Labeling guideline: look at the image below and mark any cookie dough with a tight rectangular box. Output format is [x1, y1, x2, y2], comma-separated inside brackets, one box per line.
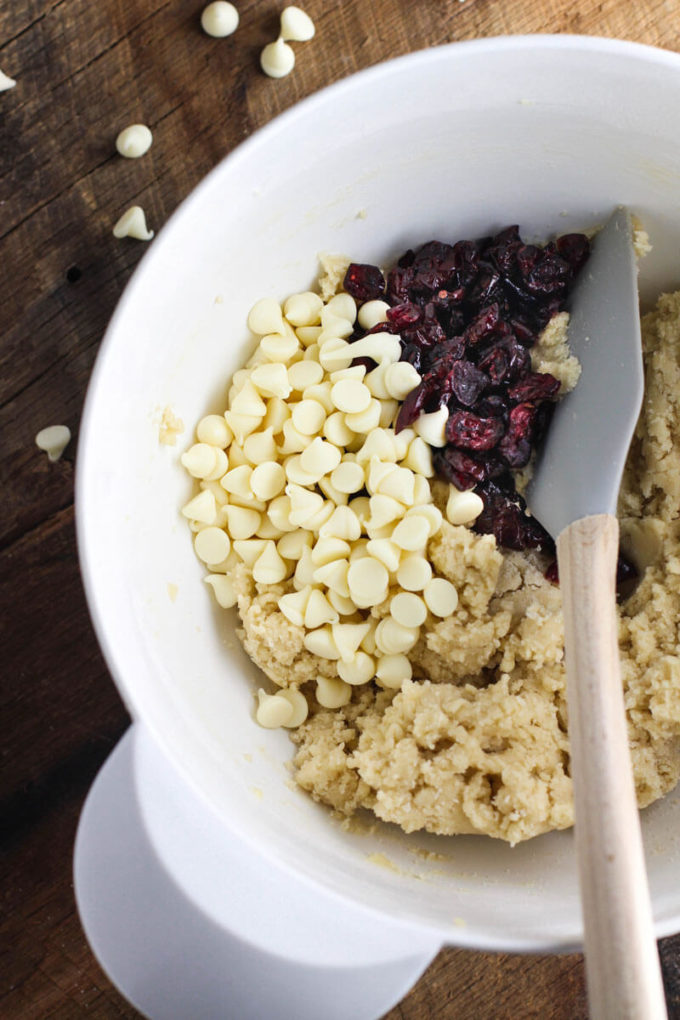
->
[236, 292, 680, 844]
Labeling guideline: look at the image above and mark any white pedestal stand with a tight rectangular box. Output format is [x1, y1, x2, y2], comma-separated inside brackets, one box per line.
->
[74, 726, 441, 1019]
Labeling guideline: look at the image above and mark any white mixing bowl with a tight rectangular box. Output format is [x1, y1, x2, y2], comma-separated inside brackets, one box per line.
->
[77, 35, 680, 953]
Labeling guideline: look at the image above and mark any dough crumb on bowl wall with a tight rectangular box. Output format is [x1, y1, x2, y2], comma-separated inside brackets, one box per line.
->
[180, 239, 680, 847]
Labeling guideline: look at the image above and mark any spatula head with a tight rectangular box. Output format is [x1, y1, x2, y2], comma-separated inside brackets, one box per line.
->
[527, 207, 644, 540]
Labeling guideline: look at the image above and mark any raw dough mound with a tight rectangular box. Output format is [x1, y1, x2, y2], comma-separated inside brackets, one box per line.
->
[250, 294, 680, 843]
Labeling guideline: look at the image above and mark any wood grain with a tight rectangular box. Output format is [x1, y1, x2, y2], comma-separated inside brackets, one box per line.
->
[2, 1, 680, 1018]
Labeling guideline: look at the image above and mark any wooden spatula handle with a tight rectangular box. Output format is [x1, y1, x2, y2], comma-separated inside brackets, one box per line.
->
[557, 513, 667, 1020]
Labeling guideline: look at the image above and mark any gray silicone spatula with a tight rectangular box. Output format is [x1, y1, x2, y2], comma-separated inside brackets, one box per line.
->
[528, 208, 667, 1020]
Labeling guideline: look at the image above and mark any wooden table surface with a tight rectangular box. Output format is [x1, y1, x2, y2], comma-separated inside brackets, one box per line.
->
[2, 1, 680, 1017]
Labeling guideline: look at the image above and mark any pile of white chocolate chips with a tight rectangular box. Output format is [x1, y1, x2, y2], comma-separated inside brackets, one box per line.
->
[181, 259, 680, 844]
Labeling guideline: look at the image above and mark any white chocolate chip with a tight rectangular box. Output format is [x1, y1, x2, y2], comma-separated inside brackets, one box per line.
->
[112, 205, 154, 241]
[376, 653, 412, 689]
[278, 688, 309, 728]
[291, 398, 327, 435]
[312, 558, 350, 598]
[256, 689, 294, 728]
[264, 494, 295, 533]
[303, 625, 341, 660]
[406, 503, 442, 537]
[182, 489, 217, 524]
[357, 300, 390, 330]
[280, 6, 315, 42]
[181, 443, 218, 478]
[260, 331, 300, 363]
[446, 487, 485, 525]
[403, 436, 433, 477]
[277, 530, 313, 561]
[262, 397, 291, 435]
[252, 540, 288, 584]
[197, 414, 232, 448]
[331, 378, 371, 414]
[391, 514, 430, 552]
[347, 331, 401, 364]
[285, 453, 320, 487]
[248, 297, 285, 335]
[316, 676, 352, 709]
[332, 621, 371, 662]
[319, 505, 361, 542]
[284, 291, 323, 326]
[423, 577, 459, 617]
[200, 1, 239, 37]
[413, 406, 448, 447]
[250, 362, 292, 399]
[225, 505, 261, 539]
[303, 381, 335, 414]
[390, 591, 427, 628]
[194, 527, 231, 565]
[375, 618, 420, 655]
[327, 589, 357, 616]
[288, 359, 324, 391]
[299, 436, 341, 479]
[115, 124, 153, 158]
[204, 574, 238, 608]
[304, 589, 339, 628]
[330, 460, 365, 494]
[323, 411, 355, 447]
[368, 493, 404, 530]
[318, 475, 349, 506]
[280, 417, 313, 454]
[260, 37, 295, 78]
[221, 464, 253, 499]
[0, 70, 17, 92]
[365, 538, 401, 573]
[338, 651, 375, 686]
[243, 427, 278, 465]
[325, 293, 356, 323]
[278, 585, 312, 626]
[347, 557, 389, 607]
[251, 461, 286, 501]
[385, 361, 421, 400]
[231, 379, 268, 417]
[311, 537, 351, 566]
[35, 424, 71, 462]
[344, 398, 381, 434]
[396, 553, 432, 591]
[233, 539, 268, 568]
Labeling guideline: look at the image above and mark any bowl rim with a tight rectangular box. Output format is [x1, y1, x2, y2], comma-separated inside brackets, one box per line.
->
[75, 33, 680, 952]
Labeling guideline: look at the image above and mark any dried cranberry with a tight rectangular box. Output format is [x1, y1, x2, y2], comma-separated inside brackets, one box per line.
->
[446, 411, 505, 452]
[384, 223, 591, 554]
[387, 302, 421, 329]
[478, 338, 530, 385]
[507, 372, 560, 403]
[351, 356, 377, 373]
[462, 303, 501, 346]
[546, 550, 638, 598]
[448, 360, 488, 406]
[498, 402, 537, 468]
[556, 233, 590, 274]
[343, 263, 385, 302]
[474, 479, 553, 552]
[432, 447, 488, 491]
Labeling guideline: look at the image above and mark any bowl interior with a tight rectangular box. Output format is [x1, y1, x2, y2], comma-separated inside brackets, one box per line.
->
[77, 36, 680, 951]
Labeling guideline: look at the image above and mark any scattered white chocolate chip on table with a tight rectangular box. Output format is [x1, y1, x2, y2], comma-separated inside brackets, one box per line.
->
[113, 206, 154, 241]
[200, 1, 239, 37]
[35, 425, 71, 462]
[279, 5, 316, 42]
[260, 38, 295, 79]
[0, 69, 16, 91]
[115, 123, 153, 158]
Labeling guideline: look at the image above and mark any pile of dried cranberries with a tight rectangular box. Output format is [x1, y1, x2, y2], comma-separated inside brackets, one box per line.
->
[343, 225, 591, 555]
